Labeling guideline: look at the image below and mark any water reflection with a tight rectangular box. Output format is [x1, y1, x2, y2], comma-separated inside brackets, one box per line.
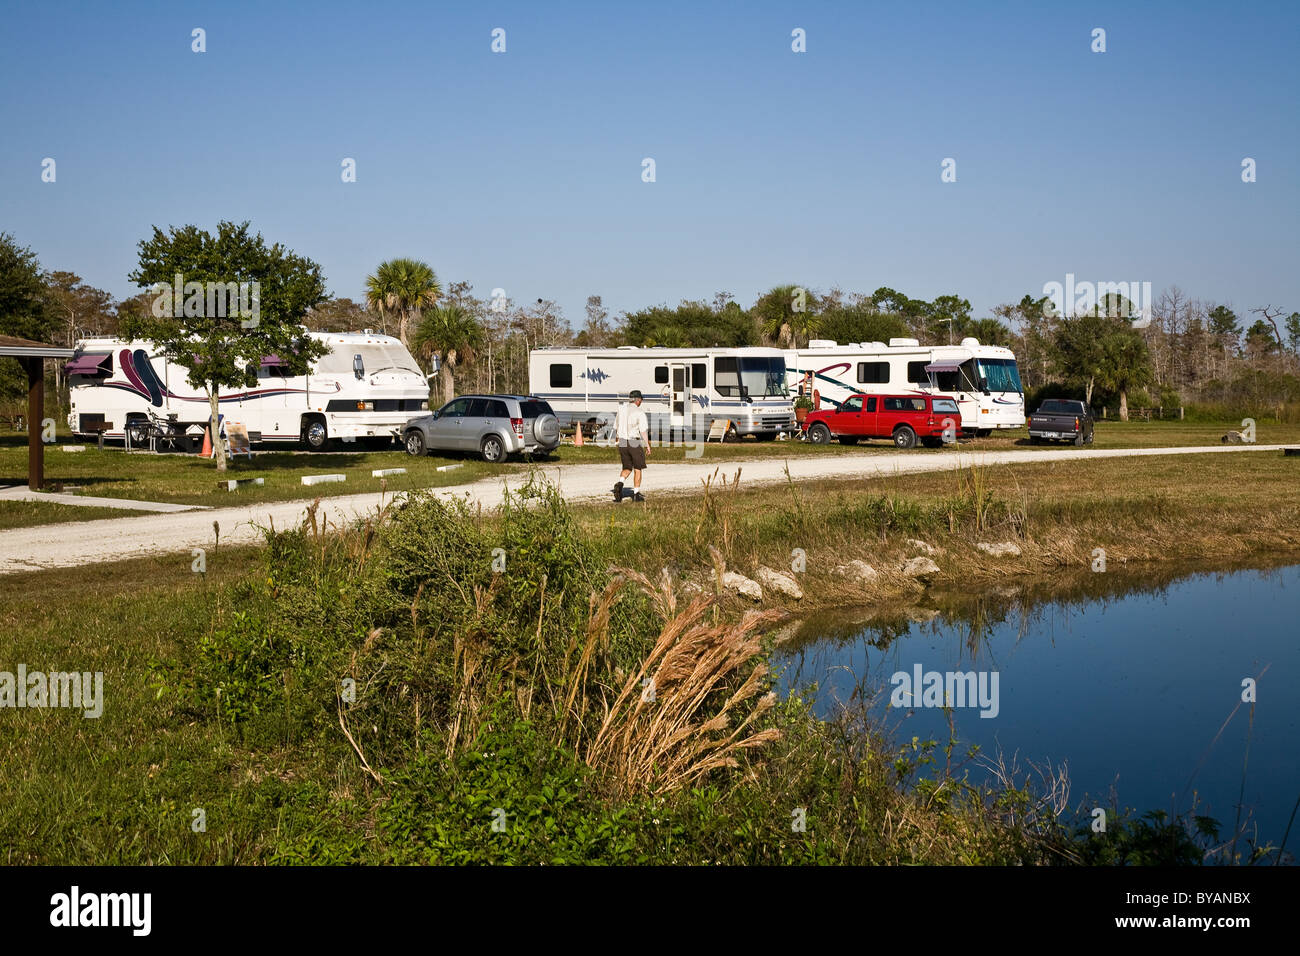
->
[777, 557, 1300, 852]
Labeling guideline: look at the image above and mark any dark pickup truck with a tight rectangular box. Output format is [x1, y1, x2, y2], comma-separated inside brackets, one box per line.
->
[1028, 399, 1094, 445]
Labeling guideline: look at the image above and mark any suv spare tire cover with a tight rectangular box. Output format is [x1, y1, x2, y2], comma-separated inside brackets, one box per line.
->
[534, 413, 560, 445]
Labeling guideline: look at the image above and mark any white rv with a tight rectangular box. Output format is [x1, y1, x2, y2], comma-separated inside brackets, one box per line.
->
[66, 331, 430, 450]
[528, 346, 796, 440]
[785, 338, 1025, 434]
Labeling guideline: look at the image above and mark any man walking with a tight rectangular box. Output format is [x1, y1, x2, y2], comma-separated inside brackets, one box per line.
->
[613, 389, 650, 502]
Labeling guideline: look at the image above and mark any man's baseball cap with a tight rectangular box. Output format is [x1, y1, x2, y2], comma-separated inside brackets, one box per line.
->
[629, 389, 642, 401]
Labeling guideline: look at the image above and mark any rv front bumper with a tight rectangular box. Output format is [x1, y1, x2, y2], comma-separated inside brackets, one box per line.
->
[735, 414, 796, 435]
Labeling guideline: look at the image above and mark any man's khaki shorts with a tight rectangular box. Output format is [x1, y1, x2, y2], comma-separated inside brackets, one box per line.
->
[619, 443, 647, 470]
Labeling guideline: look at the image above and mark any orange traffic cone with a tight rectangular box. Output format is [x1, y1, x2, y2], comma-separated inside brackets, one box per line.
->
[200, 427, 212, 458]
[573, 423, 584, 447]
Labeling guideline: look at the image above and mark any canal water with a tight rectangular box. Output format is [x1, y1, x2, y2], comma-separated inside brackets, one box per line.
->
[778, 562, 1300, 851]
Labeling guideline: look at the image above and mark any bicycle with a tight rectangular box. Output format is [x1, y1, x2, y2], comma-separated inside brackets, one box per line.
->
[125, 410, 184, 452]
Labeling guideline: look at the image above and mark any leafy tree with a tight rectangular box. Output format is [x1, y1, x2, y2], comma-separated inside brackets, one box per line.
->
[0, 233, 55, 400]
[121, 221, 328, 472]
[1244, 319, 1280, 358]
[900, 298, 933, 340]
[1094, 322, 1154, 420]
[1051, 312, 1111, 404]
[752, 284, 817, 347]
[1286, 312, 1300, 355]
[927, 294, 972, 344]
[364, 258, 441, 350]
[46, 271, 116, 344]
[44, 271, 116, 414]
[815, 304, 908, 345]
[870, 287, 907, 314]
[414, 304, 484, 405]
[1208, 305, 1240, 353]
[964, 317, 1012, 348]
[623, 300, 756, 348]
[306, 297, 371, 333]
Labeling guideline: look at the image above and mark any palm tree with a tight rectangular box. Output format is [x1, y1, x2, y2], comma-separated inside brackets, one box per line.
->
[364, 258, 441, 351]
[414, 304, 485, 405]
[753, 284, 819, 347]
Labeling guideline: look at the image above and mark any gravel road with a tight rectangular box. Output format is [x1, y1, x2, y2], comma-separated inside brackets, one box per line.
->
[0, 444, 1288, 575]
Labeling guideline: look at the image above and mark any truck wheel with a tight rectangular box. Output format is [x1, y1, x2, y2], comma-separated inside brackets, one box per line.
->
[404, 430, 426, 457]
[303, 418, 330, 452]
[1074, 432, 1085, 447]
[893, 425, 917, 449]
[1085, 432, 1094, 445]
[481, 434, 506, 463]
[808, 423, 831, 445]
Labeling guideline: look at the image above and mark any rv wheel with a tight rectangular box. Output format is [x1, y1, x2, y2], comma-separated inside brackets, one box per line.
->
[303, 419, 330, 451]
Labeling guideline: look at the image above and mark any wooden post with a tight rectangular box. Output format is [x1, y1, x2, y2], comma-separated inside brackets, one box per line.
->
[26, 356, 44, 490]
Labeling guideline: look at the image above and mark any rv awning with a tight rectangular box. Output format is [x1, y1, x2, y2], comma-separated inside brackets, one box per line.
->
[64, 352, 112, 375]
[924, 360, 964, 373]
[260, 354, 287, 367]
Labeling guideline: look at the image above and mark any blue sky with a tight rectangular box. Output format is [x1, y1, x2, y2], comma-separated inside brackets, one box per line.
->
[2, 0, 1296, 327]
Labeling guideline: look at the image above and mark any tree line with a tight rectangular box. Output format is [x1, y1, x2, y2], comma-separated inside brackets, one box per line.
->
[3, 227, 1298, 432]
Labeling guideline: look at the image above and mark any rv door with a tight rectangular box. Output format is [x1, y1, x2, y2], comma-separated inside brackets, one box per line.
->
[669, 363, 688, 428]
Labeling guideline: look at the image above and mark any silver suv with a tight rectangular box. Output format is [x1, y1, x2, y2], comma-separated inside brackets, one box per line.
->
[402, 394, 561, 462]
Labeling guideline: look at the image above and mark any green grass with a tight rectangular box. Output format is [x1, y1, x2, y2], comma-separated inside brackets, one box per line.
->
[0, 435, 499, 511]
[0, 500, 127, 529]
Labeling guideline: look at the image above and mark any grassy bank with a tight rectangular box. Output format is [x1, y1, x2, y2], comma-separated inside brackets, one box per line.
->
[1, 453, 1296, 865]
[577, 450, 1300, 614]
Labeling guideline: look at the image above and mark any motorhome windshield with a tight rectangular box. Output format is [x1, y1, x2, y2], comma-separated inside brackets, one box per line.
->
[314, 343, 422, 377]
[738, 357, 789, 398]
[976, 358, 1022, 393]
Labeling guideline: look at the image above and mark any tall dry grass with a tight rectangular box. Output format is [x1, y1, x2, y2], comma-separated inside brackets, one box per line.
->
[567, 567, 788, 795]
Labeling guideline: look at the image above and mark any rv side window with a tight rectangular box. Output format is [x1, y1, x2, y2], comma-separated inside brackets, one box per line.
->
[857, 361, 889, 384]
[907, 361, 929, 385]
[714, 357, 739, 396]
[654, 366, 669, 384]
[692, 363, 706, 387]
[550, 364, 572, 388]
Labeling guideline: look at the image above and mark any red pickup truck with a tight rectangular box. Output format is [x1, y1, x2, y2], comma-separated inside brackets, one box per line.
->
[801, 393, 961, 449]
